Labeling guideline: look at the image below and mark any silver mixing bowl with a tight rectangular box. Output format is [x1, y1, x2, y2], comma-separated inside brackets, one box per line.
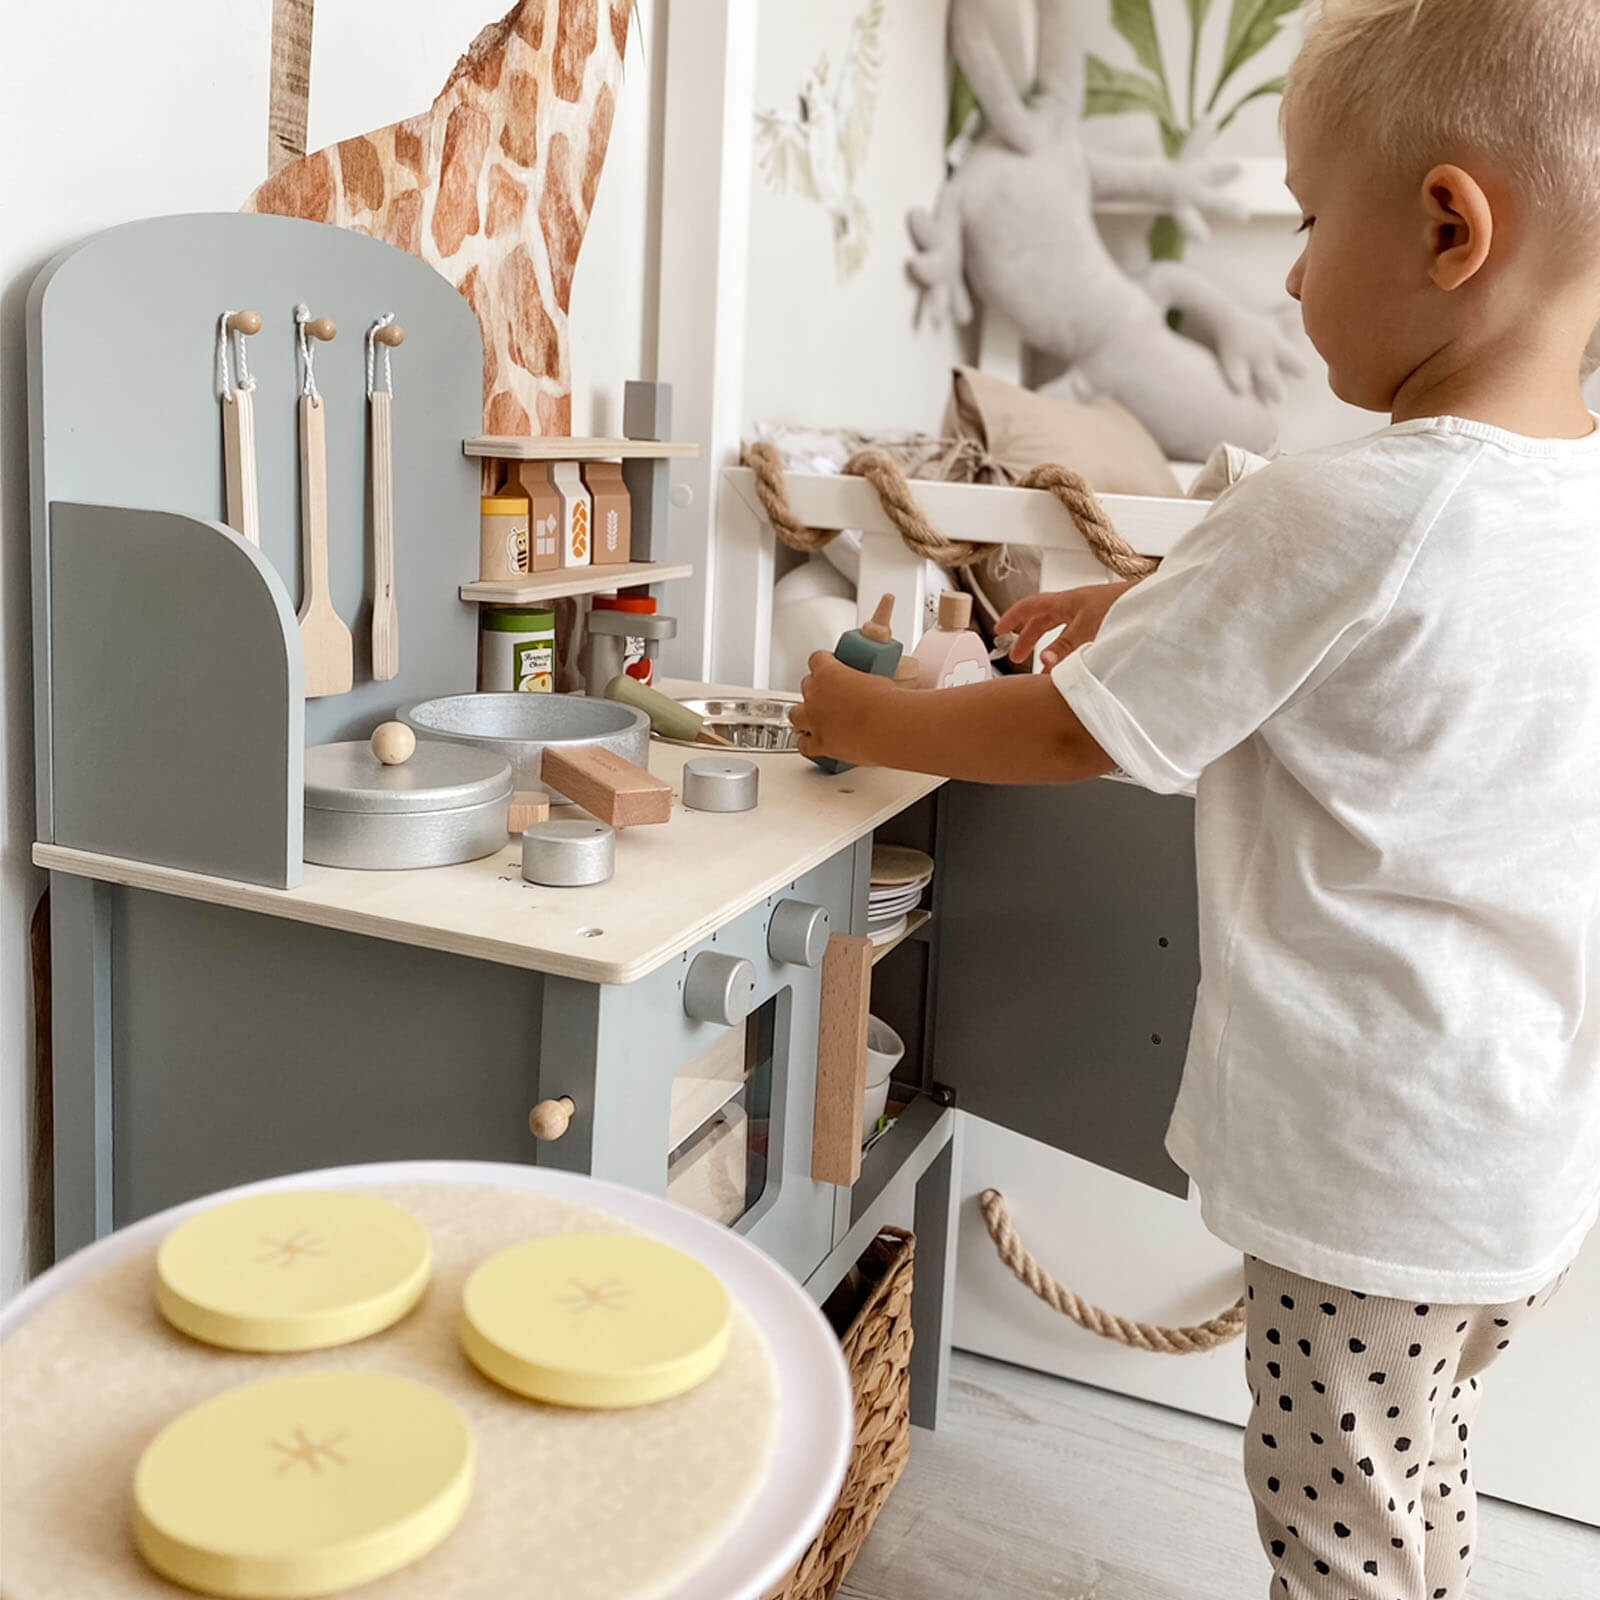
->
[662, 695, 804, 753]
[398, 694, 651, 805]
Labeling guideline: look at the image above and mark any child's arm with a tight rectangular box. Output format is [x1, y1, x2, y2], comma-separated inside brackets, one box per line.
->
[789, 654, 1116, 785]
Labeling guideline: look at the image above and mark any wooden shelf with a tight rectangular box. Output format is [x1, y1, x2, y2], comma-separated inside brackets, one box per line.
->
[870, 908, 931, 967]
[460, 561, 694, 605]
[464, 436, 700, 462]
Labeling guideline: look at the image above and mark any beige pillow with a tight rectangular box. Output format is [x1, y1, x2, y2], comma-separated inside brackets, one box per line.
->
[943, 369, 1181, 645]
[944, 367, 1184, 496]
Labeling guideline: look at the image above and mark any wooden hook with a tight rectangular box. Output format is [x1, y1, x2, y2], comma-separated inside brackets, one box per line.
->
[224, 309, 262, 336]
[372, 322, 405, 348]
[303, 315, 338, 341]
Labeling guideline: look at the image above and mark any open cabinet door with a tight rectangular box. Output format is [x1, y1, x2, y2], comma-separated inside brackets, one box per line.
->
[930, 779, 1199, 1196]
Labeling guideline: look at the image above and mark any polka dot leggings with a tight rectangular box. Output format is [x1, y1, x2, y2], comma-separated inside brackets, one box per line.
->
[1242, 1255, 1567, 1600]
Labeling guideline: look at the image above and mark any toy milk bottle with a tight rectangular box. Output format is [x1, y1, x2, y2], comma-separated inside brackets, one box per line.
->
[512, 463, 562, 573]
[807, 593, 903, 775]
[550, 461, 592, 568]
[479, 484, 529, 581]
[911, 591, 993, 689]
[582, 461, 632, 565]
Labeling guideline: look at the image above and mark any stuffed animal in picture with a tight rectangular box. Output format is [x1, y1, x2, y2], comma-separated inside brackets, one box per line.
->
[247, 0, 630, 436]
[908, 0, 1304, 460]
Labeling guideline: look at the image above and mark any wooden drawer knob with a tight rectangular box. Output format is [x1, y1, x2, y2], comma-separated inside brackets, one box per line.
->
[528, 1096, 575, 1141]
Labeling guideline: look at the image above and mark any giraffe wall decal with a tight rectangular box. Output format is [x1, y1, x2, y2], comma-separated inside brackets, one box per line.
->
[246, 0, 631, 437]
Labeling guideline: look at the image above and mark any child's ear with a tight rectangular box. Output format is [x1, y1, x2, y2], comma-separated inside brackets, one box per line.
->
[1422, 164, 1494, 292]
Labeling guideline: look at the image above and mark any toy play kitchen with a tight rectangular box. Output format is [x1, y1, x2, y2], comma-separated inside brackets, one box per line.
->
[28, 214, 964, 1439]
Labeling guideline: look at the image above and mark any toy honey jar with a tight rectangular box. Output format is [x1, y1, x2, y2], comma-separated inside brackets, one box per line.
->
[479, 486, 530, 581]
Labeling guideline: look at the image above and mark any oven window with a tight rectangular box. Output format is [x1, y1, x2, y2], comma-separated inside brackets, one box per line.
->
[665, 996, 776, 1226]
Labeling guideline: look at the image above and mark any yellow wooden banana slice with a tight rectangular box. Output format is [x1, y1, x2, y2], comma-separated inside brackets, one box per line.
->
[134, 1370, 472, 1598]
[155, 1191, 431, 1352]
[461, 1233, 731, 1408]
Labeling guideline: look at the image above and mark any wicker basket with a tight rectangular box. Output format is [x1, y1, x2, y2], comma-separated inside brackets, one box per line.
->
[769, 1228, 915, 1600]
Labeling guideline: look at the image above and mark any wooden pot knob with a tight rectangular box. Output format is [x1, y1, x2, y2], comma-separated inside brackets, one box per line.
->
[371, 722, 416, 765]
[528, 1096, 575, 1141]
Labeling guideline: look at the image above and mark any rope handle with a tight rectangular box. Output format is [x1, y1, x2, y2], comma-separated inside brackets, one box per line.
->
[742, 439, 1160, 583]
[979, 1188, 1245, 1355]
[215, 310, 260, 401]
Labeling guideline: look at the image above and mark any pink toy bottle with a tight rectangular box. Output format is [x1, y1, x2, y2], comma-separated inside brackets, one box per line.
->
[911, 592, 993, 689]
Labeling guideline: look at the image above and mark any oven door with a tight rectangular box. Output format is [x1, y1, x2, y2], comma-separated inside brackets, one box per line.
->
[533, 842, 867, 1286]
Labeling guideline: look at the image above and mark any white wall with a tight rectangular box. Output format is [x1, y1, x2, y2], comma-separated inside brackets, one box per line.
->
[0, 0, 661, 1297]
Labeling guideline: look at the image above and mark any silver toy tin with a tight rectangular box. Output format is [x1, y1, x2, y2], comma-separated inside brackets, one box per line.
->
[682, 756, 760, 813]
[398, 693, 651, 804]
[304, 740, 513, 870]
[521, 819, 616, 887]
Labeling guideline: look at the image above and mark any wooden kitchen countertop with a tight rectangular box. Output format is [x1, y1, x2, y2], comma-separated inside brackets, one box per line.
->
[34, 713, 942, 986]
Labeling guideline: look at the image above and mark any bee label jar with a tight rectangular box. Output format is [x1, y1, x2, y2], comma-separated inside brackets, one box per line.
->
[551, 460, 592, 568]
[479, 487, 530, 581]
[479, 607, 557, 693]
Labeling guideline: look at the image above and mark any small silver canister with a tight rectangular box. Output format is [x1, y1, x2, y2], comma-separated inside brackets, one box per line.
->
[304, 741, 513, 869]
[522, 819, 616, 886]
[682, 757, 760, 813]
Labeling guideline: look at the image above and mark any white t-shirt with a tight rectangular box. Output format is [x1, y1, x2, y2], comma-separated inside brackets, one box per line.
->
[1054, 415, 1600, 1302]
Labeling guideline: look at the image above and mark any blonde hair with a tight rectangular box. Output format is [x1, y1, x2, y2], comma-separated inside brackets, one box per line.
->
[1285, 0, 1600, 241]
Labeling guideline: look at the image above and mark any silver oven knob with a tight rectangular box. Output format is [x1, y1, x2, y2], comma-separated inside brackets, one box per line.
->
[683, 952, 758, 1026]
[767, 900, 830, 968]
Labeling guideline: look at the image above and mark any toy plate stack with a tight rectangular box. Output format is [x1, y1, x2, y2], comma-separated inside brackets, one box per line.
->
[867, 846, 934, 946]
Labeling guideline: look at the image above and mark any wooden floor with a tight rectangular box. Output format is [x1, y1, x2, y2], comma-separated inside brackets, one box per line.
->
[841, 1352, 1597, 1600]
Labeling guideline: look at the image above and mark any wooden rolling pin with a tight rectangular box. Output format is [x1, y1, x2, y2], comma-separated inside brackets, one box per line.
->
[602, 676, 733, 747]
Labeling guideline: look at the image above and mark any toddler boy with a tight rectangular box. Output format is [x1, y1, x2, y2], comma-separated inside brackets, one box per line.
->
[793, 2, 1600, 1593]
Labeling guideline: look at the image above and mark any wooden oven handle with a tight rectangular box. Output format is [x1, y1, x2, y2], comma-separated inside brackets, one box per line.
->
[811, 933, 873, 1187]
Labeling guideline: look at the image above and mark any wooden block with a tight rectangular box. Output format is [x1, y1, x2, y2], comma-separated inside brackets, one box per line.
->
[539, 746, 672, 828]
[811, 933, 873, 1187]
[507, 790, 551, 834]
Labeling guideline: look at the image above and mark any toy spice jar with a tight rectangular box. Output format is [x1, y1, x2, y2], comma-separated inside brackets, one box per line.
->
[582, 461, 632, 565]
[479, 485, 529, 581]
[550, 461, 592, 569]
[591, 594, 659, 686]
[480, 607, 557, 693]
[512, 463, 562, 573]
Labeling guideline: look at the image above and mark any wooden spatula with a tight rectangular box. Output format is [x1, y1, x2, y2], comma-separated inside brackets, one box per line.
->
[298, 391, 354, 697]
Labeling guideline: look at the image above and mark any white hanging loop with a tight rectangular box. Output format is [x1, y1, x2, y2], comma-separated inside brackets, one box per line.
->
[215, 311, 258, 401]
[294, 303, 322, 404]
[365, 312, 397, 399]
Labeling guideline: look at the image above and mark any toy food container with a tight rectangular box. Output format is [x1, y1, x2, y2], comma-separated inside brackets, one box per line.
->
[303, 740, 513, 869]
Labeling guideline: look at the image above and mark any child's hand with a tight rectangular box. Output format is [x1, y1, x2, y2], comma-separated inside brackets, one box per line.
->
[996, 581, 1140, 668]
[790, 652, 896, 766]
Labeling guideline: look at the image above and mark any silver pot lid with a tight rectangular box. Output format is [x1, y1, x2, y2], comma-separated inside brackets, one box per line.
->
[304, 740, 513, 815]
